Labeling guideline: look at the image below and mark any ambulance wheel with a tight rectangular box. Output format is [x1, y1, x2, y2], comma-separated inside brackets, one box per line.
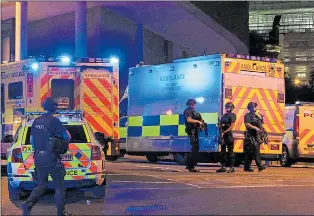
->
[92, 185, 106, 199]
[8, 182, 22, 201]
[105, 156, 118, 161]
[146, 154, 158, 163]
[174, 153, 188, 165]
[280, 146, 293, 167]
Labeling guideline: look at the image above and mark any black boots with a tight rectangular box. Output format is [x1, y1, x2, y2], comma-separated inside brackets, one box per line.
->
[22, 201, 34, 216]
[227, 167, 235, 173]
[217, 167, 235, 173]
[58, 210, 72, 216]
[244, 168, 254, 172]
[216, 167, 226, 172]
[186, 167, 200, 172]
[258, 165, 267, 172]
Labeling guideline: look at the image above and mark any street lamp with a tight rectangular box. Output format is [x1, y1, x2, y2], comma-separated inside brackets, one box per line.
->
[294, 79, 300, 86]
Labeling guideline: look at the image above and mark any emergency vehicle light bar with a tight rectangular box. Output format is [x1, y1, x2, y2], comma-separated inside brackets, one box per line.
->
[25, 111, 83, 116]
[27, 55, 113, 64]
[226, 53, 279, 63]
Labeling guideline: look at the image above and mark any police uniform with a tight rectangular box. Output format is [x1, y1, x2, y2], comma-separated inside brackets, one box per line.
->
[243, 111, 266, 172]
[218, 112, 236, 171]
[22, 98, 71, 216]
[184, 99, 201, 172]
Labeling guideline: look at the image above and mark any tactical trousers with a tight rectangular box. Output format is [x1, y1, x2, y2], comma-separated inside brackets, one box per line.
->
[186, 130, 199, 169]
[243, 137, 262, 170]
[27, 152, 66, 214]
[220, 135, 235, 167]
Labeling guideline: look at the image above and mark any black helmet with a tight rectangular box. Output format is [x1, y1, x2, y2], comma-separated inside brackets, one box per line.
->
[186, 99, 196, 106]
[247, 102, 257, 110]
[225, 102, 235, 110]
[42, 97, 58, 113]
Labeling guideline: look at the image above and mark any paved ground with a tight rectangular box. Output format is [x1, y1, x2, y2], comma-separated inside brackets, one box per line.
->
[2, 155, 314, 215]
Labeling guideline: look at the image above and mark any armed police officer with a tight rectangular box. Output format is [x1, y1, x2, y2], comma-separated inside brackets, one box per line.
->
[184, 99, 204, 172]
[243, 102, 267, 172]
[217, 102, 237, 173]
[22, 97, 72, 216]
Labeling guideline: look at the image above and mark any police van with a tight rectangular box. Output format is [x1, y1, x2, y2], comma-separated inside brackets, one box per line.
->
[1, 56, 120, 160]
[6, 111, 107, 200]
[281, 102, 314, 167]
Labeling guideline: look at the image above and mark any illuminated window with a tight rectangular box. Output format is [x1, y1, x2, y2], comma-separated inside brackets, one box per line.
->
[295, 57, 307, 61]
[297, 73, 306, 78]
[284, 58, 290, 63]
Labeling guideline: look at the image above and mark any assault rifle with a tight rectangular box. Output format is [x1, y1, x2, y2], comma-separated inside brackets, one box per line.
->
[217, 119, 225, 145]
[194, 111, 208, 137]
[200, 120, 208, 137]
[256, 113, 268, 145]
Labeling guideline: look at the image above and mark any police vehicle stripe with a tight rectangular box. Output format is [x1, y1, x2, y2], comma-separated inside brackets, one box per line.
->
[160, 115, 179, 126]
[128, 116, 143, 126]
[126, 113, 218, 137]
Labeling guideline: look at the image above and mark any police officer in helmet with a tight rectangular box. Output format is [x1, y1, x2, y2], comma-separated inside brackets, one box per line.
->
[217, 102, 237, 173]
[243, 102, 267, 172]
[22, 97, 72, 216]
[184, 99, 203, 172]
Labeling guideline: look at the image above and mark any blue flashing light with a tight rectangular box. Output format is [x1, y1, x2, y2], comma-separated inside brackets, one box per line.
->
[31, 63, 39, 71]
[110, 57, 119, 64]
[61, 56, 71, 64]
[195, 97, 205, 104]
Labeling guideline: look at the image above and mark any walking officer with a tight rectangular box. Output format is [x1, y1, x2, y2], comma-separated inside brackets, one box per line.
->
[184, 99, 204, 172]
[216, 102, 237, 173]
[243, 102, 267, 172]
[22, 97, 72, 216]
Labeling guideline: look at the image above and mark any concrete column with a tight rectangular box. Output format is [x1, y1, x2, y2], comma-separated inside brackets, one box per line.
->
[75, 1, 87, 57]
[136, 24, 144, 63]
[1, 33, 10, 62]
[15, 2, 28, 61]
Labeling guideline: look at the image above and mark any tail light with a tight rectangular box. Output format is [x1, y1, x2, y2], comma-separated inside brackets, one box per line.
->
[12, 148, 23, 163]
[115, 141, 119, 152]
[91, 145, 102, 160]
[295, 116, 299, 137]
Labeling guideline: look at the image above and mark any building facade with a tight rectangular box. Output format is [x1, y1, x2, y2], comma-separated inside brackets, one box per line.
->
[249, 1, 314, 85]
[1, 1, 249, 115]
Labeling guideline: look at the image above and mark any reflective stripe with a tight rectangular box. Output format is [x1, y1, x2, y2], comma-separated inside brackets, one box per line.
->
[142, 126, 160, 137]
[119, 127, 127, 139]
[160, 115, 179, 126]
[128, 116, 143, 126]
[178, 125, 186, 136]
[127, 113, 217, 137]
[83, 125, 90, 143]
[200, 113, 219, 124]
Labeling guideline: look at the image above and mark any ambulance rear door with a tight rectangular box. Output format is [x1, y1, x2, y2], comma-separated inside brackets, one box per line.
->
[298, 105, 314, 158]
[47, 66, 80, 111]
[223, 72, 285, 155]
[81, 66, 115, 138]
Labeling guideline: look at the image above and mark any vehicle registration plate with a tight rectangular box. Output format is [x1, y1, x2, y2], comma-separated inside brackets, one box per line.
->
[61, 153, 73, 161]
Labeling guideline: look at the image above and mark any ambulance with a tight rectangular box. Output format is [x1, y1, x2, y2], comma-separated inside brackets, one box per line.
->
[281, 102, 314, 167]
[1, 56, 120, 160]
[125, 54, 285, 164]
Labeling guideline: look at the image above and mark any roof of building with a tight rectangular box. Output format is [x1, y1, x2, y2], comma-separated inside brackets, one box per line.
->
[1, 1, 248, 55]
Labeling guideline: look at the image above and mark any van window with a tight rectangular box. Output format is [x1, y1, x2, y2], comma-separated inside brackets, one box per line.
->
[51, 79, 74, 110]
[8, 81, 23, 100]
[65, 125, 89, 143]
[24, 125, 89, 145]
